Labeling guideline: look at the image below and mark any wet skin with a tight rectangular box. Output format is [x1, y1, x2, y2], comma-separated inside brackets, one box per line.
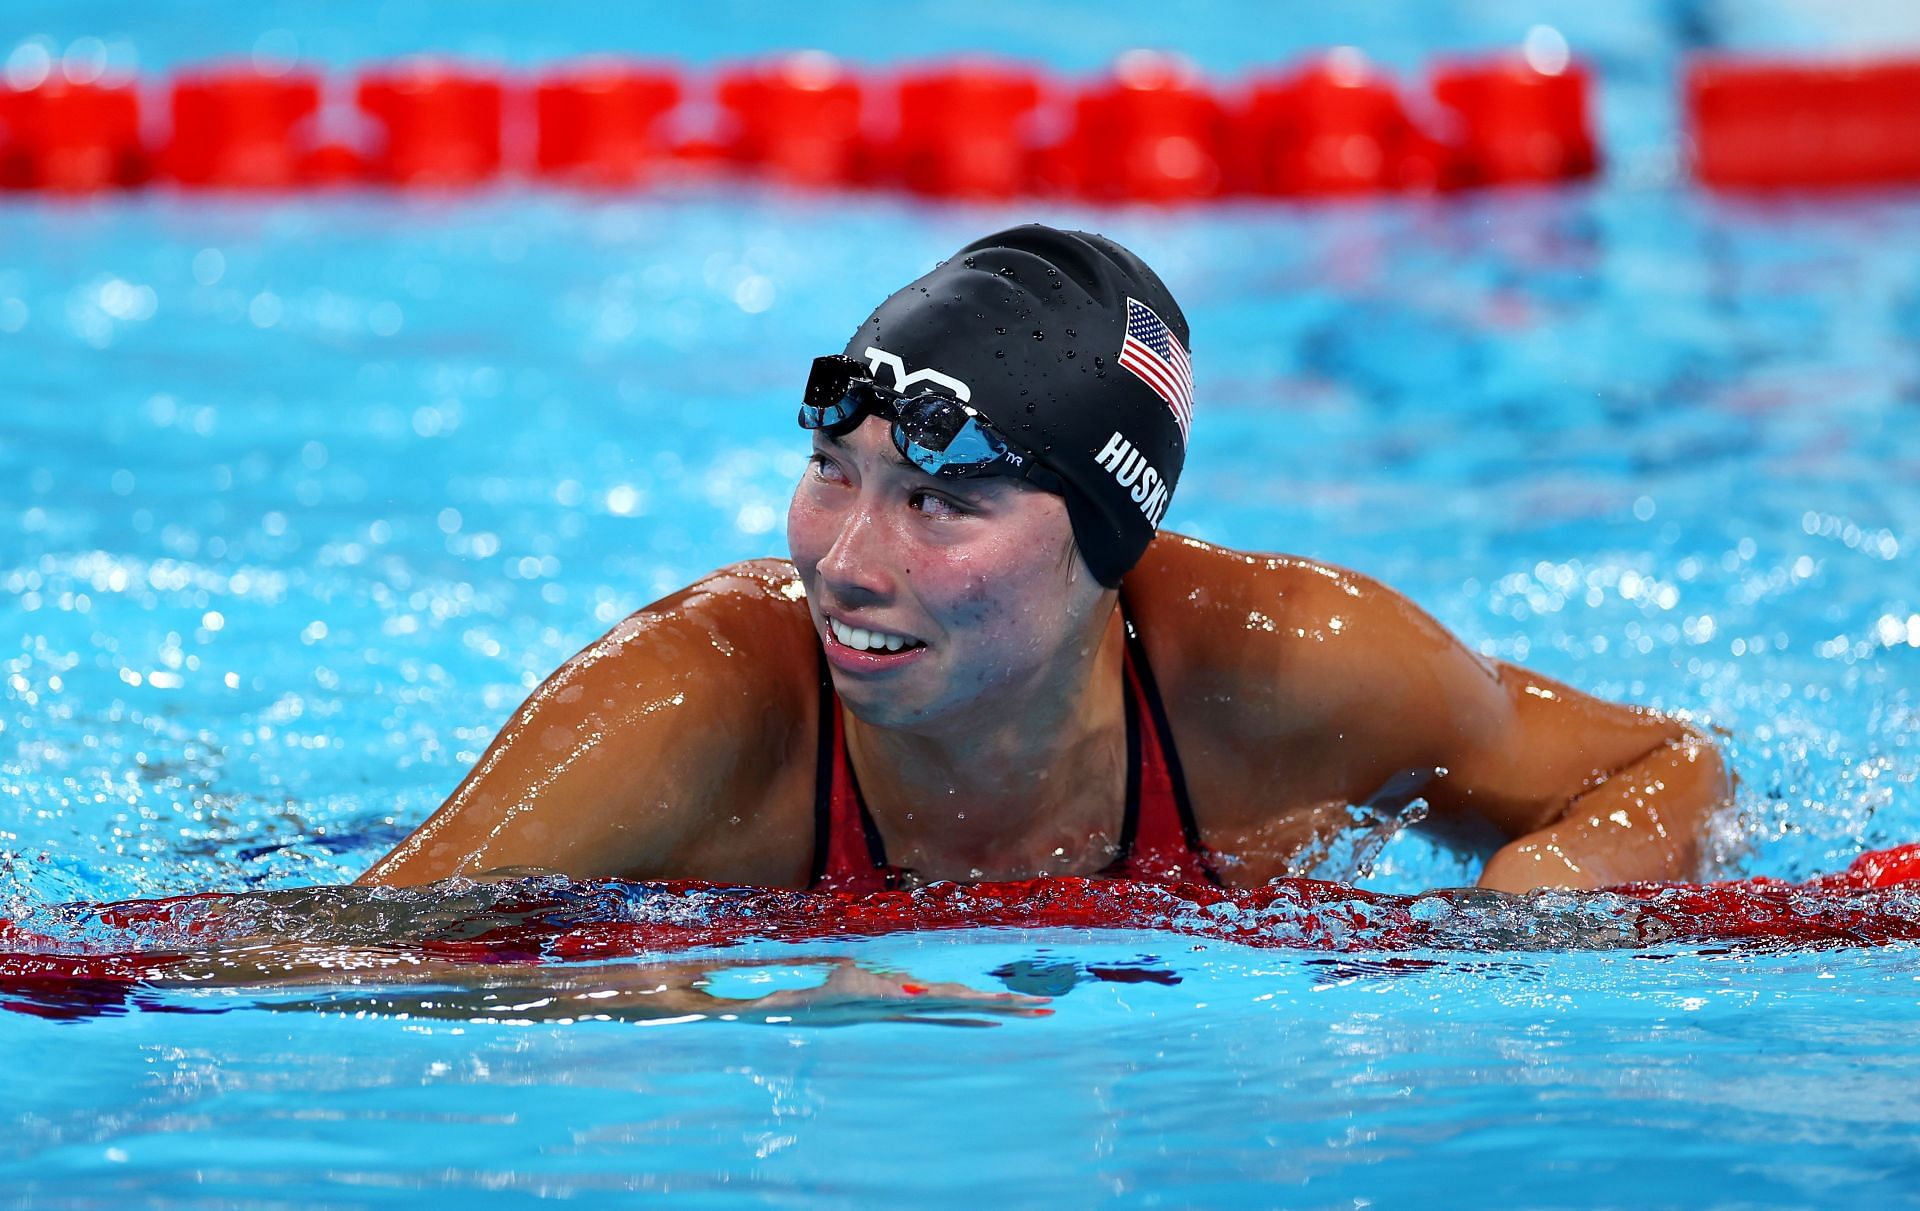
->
[359, 416, 1732, 895]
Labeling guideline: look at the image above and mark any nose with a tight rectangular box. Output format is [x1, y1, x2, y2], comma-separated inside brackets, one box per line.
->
[816, 494, 895, 607]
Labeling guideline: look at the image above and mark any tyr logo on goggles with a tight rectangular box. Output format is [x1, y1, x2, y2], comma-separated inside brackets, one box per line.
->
[800, 353, 1063, 492]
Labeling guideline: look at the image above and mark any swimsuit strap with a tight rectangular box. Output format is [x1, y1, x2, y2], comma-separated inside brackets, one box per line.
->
[810, 646, 904, 895]
[808, 604, 1219, 891]
[1100, 609, 1222, 886]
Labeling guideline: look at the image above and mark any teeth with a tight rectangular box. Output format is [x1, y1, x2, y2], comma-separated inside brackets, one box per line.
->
[830, 617, 919, 653]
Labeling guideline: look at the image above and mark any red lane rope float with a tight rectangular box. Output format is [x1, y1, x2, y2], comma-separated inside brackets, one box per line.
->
[1239, 50, 1450, 196]
[718, 52, 866, 189]
[357, 60, 504, 188]
[1821, 840, 1920, 889]
[2, 844, 1918, 1020]
[0, 48, 1598, 201]
[892, 60, 1045, 201]
[1432, 53, 1597, 186]
[535, 61, 681, 189]
[166, 67, 320, 189]
[1688, 56, 1920, 190]
[0, 77, 145, 191]
[1058, 51, 1232, 203]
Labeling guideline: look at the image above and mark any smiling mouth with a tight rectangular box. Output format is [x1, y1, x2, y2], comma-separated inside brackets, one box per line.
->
[827, 616, 926, 654]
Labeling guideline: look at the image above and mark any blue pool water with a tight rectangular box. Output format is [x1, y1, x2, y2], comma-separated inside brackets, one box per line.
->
[6, 2, 1920, 1206]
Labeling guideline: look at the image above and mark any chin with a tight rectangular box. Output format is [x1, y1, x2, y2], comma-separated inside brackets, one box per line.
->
[832, 657, 1035, 736]
[830, 678, 943, 732]
[829, 657, 988, 731]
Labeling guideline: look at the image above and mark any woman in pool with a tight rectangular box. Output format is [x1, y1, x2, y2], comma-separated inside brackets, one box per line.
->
[358, 223, 1729, 897]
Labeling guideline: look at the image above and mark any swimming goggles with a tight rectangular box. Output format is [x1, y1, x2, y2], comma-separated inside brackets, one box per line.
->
[800, 354, 1064, 492]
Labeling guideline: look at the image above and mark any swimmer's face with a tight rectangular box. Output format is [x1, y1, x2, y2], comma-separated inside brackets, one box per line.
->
[788, 414, 1109, 730]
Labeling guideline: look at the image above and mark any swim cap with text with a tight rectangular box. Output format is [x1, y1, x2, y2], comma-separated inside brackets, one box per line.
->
[843, 223, 1192, 587]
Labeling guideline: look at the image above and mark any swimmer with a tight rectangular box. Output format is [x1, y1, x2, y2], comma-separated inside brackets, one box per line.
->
[358, 224, 1731, 897]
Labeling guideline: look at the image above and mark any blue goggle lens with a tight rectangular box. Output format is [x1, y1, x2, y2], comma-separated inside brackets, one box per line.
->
[799, 355, 1038, 483]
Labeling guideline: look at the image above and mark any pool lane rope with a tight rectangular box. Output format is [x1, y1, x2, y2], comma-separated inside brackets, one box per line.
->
[2, 842, 1917, 1021]
[1, 46, 1599, 197]
[11, 42, 1917, 199]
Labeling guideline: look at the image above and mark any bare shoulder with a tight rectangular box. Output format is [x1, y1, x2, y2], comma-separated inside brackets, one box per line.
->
[359, 558, 823, 886]
[1117, 534, 1506, 841]
[552, 556, 823, 817]
[1121, 533, 1473, 731]
[1123, 532, 1386, 629]
[588, 558, 819, 698]
[1115, 536, 1710, 878]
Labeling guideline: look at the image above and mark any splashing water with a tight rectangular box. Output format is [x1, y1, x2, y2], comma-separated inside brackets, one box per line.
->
[6, 845, 1918, 1023]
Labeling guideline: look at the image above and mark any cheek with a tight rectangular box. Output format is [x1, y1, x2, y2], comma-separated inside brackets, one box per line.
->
[786, 486, 826, 568]
[925, 525, 1077, 652]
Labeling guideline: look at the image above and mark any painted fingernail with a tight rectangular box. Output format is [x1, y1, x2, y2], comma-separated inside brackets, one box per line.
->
[901, 983, 927, 995]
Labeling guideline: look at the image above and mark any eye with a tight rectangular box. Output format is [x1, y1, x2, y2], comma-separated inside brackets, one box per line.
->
[909, 488, 971, 518]
[808, 452, 849, 484]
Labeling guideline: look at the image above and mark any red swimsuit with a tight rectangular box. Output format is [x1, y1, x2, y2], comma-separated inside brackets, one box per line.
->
[808, 611, 1222, 892]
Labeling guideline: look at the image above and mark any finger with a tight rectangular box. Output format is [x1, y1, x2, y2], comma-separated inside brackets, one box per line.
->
[914, 982, 1052, 1005]
[887, 996, 1054, 1017]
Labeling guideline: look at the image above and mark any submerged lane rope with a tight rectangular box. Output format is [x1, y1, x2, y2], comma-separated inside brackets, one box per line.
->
[1, 842, 1917, 1020]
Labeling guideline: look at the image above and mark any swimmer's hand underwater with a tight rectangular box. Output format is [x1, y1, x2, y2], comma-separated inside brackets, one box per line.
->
[737, 959, 1053, 1027]
[150, 948, 1047, 1028]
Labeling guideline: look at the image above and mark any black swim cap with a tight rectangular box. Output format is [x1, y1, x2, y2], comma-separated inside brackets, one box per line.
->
[843, 223, 1192, 587]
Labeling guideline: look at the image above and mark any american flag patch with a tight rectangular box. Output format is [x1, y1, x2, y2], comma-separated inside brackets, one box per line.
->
[1118, 297, 1193, 441]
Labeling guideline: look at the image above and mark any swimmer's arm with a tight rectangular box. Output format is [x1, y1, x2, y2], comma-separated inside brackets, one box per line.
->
[356, 564, 809, 887]
[1267, 564, 1730, 892]
[153, 950, 1044, 1025]
[352, 630, 722, 886]
[1467, 718, 1730, 893]
[1351, 604, 1731, 891]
